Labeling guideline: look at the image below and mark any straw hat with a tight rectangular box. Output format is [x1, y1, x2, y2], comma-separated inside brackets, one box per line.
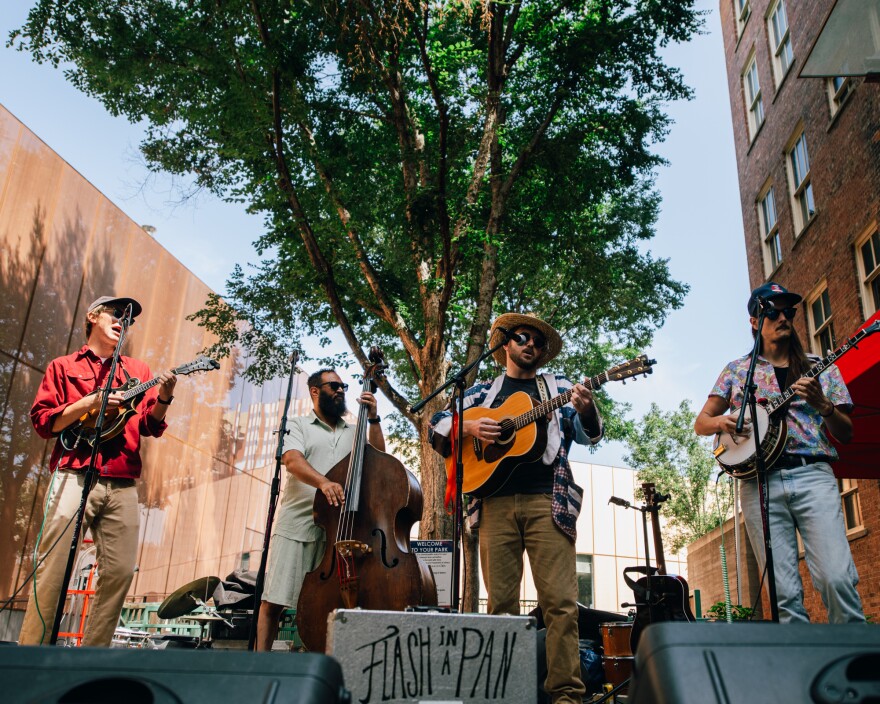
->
[489, 313, 563, 367]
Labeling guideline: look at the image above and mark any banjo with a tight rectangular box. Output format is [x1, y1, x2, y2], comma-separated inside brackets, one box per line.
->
[714, 321, 879, 479]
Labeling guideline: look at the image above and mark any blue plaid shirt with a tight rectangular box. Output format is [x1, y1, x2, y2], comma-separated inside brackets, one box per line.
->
[429, 373, 602, 540]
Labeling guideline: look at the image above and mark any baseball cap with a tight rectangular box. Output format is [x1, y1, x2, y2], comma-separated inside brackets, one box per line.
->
[747, 282, 802, 316]
[87, 295, 143, 319]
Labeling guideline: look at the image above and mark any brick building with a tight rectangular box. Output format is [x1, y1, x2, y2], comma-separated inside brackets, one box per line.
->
[706, 0, 880, 621]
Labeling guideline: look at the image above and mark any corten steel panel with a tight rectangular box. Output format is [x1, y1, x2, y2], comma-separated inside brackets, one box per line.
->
[0, 130, 63, 358]
[0, 362, 52, 599]
[74, 198, 135, 334]
[195, 464, 233, 565]
[18, 167, 104, 371]
[220, 473, 256, 565]
[0, 108, 22, 200]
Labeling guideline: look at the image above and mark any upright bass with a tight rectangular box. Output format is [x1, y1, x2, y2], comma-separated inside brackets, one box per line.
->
[296, 348, 437, 652]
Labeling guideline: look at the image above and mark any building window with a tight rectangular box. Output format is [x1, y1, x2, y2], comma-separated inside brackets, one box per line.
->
[787, 130, 815, 233]
[767, 0, 793, 85]
[827, 76, 853, 117]
[576, 554, 593, 608]
[839, 479, 864, 534]
[856, 227, 880, 317]
[758, 185, 782, 275]
[736, 0, 752, 37]
[809, 287, 836, 355]
[743, 52, 764, 141]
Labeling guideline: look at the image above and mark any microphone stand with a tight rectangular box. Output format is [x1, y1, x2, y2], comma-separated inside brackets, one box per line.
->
[50, 304, 133, 644]
[736, 299, 780, 622]
[409, 334, 512, 612]
[248, 350, 300, 650]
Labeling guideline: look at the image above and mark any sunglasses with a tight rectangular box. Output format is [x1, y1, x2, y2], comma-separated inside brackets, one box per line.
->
[765, 307, 797, 321]
[102, 307, 135, 325]
[317, 381, 349, 392]
[514, 331, 547, 349]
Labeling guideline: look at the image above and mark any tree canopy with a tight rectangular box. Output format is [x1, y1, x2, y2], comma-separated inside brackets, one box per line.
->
[625, 400, 733, 553]
[12, 1, 702, 551]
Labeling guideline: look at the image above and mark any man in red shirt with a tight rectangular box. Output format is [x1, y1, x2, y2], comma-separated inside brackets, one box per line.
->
[21, 295, 177, 646]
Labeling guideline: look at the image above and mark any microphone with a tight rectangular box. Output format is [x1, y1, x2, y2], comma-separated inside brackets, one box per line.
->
[608, 496, 630, 508]
[755, 295, 774, 311]
[497, 327, 527, 345]
[123, 302, 134, 327]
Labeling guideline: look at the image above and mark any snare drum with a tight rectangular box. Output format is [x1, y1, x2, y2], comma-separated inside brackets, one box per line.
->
[599, 621, 633, 657]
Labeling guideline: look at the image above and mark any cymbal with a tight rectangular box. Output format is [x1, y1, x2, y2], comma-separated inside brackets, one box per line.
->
[157, 576, 221, 619]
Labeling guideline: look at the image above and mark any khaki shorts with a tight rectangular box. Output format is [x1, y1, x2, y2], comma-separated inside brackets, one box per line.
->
[263, 534, 326, 608]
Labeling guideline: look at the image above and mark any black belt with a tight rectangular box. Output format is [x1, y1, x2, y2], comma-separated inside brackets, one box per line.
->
[775, 454, 832, 469]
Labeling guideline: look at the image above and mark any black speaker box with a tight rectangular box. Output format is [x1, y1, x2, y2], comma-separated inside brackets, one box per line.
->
[630, 622, 880, 704]
[1, 646, 349, 704]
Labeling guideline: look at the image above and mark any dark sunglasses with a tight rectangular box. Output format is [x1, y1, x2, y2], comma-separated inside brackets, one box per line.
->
[103, 307, 135, 325]
[514, 331, 547, 349]
[765, 307, 797, 321]
[317, 381, 349, 392]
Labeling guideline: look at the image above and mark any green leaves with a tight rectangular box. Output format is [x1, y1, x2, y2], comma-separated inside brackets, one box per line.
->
[625, 400, 733, 554]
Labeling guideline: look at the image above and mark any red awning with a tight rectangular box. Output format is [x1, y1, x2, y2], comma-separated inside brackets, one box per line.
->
[830, 311, 880, 479]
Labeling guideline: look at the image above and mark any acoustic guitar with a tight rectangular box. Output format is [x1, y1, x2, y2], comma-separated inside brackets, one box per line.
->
[59, 355, 220, 450]
[623, 482, 694, 653]
[713, 320, 879, 479]
[448, 355, 655, 498]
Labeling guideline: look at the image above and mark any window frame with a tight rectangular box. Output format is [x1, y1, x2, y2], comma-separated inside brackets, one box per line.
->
[839, 478, 865, 536]
[854, 223, 880, 319]
[736, 0, 752, 38]
[827, 76, 853, 118]
[785, 128, 816, 234]
[807, 284, 836, 356]
[743, 50, 764, 141]
[576, 553, 594, 608]
[757, 181, 782, 276]
[766, 0, 794, 86]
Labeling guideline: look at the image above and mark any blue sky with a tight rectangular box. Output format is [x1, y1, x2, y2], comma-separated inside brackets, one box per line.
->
[1, 0, 752, 467]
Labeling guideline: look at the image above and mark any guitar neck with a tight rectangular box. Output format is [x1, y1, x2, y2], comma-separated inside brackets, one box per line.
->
[767, 326, 872, 414]
[514, 375, 604, 429]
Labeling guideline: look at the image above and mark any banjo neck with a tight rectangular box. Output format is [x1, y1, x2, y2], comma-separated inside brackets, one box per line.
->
[765, 322, 878, 415]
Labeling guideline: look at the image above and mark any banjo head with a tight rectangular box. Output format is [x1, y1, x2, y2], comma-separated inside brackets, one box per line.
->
[713, 405, 785, 479]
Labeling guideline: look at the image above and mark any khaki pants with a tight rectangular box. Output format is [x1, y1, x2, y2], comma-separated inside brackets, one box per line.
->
[19, 471, 139, 647]
[479, 494, 585, 704]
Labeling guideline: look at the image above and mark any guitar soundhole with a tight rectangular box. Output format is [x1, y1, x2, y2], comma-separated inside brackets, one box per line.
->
[496, 422, 515, 446]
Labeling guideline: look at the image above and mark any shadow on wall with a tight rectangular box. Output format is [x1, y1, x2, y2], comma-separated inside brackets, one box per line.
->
[0, 194, 115, 603]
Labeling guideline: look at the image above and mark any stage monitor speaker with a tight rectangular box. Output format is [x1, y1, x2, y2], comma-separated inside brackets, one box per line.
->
[629, 622, 880, 704]
[1, 646, 349, 704]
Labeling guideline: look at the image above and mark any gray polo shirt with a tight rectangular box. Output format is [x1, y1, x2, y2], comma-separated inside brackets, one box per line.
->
[273, 410, 354, 541]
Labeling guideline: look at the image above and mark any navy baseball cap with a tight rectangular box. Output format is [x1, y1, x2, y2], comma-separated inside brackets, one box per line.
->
[88, 295, 143, 318]
[748, 282, 802, 316]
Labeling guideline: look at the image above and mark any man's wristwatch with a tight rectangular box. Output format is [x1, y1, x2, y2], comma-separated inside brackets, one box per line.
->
[367, 415, 381, 424]
[157, 396, 174, 405]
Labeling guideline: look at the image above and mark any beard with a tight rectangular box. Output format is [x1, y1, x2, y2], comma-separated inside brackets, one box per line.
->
[318, 390, 346, 420]
[507, 345, 541, 371]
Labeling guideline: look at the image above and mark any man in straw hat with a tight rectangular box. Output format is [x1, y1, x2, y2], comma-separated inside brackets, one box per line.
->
[430, 313, 602, 704]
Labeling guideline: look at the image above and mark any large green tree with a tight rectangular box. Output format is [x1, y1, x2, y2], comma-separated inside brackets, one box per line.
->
[625, 400, 733, 554]
[12, 0, 700, 606]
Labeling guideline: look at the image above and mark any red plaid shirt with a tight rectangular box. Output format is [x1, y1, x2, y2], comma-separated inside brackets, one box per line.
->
[31, 345, 167, 479]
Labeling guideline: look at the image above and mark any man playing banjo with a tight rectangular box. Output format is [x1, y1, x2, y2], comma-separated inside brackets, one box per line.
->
[695, 282, 865, 624]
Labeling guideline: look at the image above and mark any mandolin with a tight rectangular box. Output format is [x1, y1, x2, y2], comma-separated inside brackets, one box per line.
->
[448, 355, 655, 498]
[59, 355, 220, 450]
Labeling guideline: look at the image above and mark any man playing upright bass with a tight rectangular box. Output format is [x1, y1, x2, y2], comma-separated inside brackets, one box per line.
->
[695, 282, 865, 624]
[430, 313, 603, 704]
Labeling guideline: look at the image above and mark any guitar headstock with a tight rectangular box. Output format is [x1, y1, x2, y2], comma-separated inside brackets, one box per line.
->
[174, 356, 221, 376]
[602, 354, 656, 386]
